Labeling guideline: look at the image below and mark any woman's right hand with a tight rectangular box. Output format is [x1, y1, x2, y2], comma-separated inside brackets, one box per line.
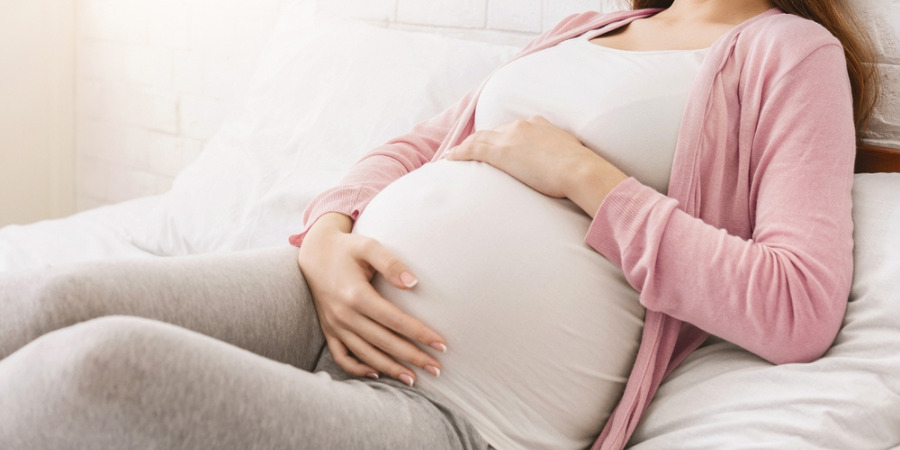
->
[297, 212, 446, 386]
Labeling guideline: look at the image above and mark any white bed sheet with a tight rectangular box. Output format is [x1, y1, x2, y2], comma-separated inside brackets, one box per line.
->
[0, 197, 158, 274]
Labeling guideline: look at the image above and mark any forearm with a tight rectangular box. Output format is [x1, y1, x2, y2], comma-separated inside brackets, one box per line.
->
[582, 41, 856, 364]
[587, 179, 852, 364]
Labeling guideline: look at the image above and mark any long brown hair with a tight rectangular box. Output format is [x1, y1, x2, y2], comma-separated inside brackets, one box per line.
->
[632, 0, 880, 134]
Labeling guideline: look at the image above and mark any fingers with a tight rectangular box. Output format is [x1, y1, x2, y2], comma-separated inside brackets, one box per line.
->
[341, 325, 436, 387]
[301, 225, 447, 386]
[446, 118, 548, 162]
[340, 333, 413, 384]
[328, 307, 443, 386]
[447, 116, 553, 162]
[351, 237, 418, 290]
[356, 284, 447, 352]
[323, 236, 447, 385]
[348, 242, 448, 350]
[325, 335, 380, 380]
[528, 114, 550, 125]
[446, 130, 501, 163]
[339, 282, 446, 372]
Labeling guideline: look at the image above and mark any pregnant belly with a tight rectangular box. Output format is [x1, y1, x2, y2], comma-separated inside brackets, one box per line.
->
[352, 160, 644, 449]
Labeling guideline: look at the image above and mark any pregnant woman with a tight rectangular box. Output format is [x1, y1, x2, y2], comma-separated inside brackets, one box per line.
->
[0, 0, 879, 449]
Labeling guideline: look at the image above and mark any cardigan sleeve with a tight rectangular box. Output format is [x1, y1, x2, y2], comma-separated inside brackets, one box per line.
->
[586, 43, 856, 365]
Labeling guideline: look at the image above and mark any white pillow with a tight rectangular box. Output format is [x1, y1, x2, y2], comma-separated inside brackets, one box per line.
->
[628, 173, 900, 449]
[133, 1, 519, 255]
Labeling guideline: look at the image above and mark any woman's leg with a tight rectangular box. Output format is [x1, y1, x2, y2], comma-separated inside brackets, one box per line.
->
[0, 316, 486, 450]
[0, 247, 324, 370]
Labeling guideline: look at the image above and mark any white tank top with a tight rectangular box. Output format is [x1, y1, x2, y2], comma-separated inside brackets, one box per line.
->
[352, 35, 706, 449]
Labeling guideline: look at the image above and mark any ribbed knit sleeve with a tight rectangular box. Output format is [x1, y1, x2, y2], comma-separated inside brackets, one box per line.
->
[585, 42, 856, 365]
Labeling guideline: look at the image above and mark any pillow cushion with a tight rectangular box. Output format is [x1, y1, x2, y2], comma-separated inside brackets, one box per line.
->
[628, 173, 900, 449]
[132, 2, 518, 255]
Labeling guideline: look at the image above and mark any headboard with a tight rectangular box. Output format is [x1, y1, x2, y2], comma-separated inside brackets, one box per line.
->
[856, 144, 900, 173]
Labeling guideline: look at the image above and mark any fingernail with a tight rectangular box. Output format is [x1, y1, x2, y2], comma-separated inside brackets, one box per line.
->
[430, 342, 447, 353]
[399, 374, 415, 387]
[400, 272, 418, 288]
[365, 372, 380, 380]
[425, 365, 441, 378]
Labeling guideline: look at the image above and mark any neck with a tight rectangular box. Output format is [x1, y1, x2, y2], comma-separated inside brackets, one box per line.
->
[657, 0, 776, 25]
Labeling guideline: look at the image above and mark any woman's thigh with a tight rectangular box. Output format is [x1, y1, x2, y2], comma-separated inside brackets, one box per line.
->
[0, 316, 483, 450]
[0, 246, 324, 369]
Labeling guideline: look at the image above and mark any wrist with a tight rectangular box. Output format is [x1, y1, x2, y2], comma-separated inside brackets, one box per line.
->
[566, 156, 627, 218]
[308, 212, 353, 238]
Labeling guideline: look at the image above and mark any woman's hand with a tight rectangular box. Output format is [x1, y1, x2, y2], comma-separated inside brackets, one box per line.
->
[297, 213, 446, 387]
[446, 115, 628, 217]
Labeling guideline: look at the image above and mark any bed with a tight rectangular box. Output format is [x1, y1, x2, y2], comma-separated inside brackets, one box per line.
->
[2, 2, 899, 448]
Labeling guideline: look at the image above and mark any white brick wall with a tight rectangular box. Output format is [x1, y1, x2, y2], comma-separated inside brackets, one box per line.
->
[75, 0, 286, 210]
[858, 0, 900, 148]
[75, 0, 900, 210]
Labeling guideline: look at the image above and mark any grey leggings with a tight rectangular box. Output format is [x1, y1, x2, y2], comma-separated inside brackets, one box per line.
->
[0, 247, 488, 449]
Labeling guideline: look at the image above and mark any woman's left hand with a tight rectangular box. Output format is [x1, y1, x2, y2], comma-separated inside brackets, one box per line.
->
[445, 115, 628, 217]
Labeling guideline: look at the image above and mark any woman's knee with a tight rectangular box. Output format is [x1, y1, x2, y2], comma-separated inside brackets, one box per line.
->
[10, 316, 165, 404]
[26, 264, 115, 326]
[0, 265, 114, 360]
[0, 317, 188, 448]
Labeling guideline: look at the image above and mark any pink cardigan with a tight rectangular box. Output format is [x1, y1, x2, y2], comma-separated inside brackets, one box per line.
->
[291, 8, 856, 449]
